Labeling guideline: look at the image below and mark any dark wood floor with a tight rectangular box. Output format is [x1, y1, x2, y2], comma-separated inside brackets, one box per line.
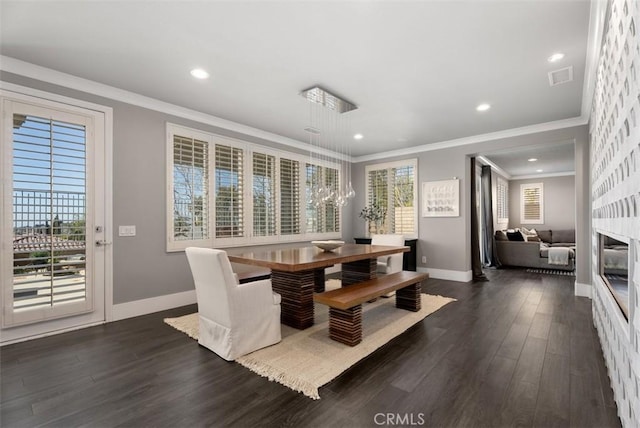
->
[1, 269, 621, 427]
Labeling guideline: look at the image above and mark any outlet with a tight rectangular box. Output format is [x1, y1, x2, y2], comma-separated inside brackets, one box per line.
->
[421, 256, 427, 264]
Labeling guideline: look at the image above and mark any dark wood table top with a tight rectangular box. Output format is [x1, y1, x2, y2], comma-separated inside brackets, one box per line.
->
[228, 243, 408, 272]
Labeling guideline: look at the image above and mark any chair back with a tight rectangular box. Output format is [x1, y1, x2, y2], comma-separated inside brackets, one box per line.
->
[371, 234, 405, 274]
[185, 247, 238, 327]
[371, 233, 405, 247]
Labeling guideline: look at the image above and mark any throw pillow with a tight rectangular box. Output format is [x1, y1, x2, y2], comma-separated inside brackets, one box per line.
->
[507, 231, 525, 241]
[521, 227, 538, 241]
[537, 230, 552, 243]
[495, 230, 508, 241]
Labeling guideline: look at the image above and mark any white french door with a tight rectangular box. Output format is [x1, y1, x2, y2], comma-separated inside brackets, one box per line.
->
[1, 93, 108, 342]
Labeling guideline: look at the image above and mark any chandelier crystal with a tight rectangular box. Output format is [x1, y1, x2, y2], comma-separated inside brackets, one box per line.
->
[301, 86, 357, 208]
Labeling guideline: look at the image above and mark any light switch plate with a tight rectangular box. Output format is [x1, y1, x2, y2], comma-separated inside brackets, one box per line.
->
[119, 225, 136, 237]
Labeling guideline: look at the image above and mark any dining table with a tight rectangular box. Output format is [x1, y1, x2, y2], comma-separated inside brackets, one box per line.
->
[228, 243, 409, 329]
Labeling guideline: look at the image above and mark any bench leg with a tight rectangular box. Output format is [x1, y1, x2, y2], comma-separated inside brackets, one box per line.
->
[329, 305, 363, 346]
[396, 282, 421, 312]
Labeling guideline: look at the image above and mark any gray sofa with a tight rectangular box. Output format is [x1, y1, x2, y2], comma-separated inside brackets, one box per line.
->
[495, 229, 575, 271]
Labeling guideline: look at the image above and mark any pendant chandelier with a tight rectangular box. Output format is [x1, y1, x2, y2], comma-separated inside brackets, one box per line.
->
[300, 86, 356, 208]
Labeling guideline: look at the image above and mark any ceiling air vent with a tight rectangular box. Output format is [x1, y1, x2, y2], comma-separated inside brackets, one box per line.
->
[548, 66, 574, 86]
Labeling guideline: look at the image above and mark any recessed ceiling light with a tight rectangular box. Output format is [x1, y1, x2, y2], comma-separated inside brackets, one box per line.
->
[528, 158, 538, 162]
[476, 103, 491, 112]
[190, 68, 210, 79]
[536, 169, 543, 173]
[548, 53, 565, 63]
[354, 133, 364, 140]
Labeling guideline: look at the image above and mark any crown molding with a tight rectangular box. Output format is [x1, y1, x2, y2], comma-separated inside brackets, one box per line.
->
[477, 156, 512, 180]
[352, 116, 588, 163]
[510, 171, 576, 180]
[0, 55, 349, 162]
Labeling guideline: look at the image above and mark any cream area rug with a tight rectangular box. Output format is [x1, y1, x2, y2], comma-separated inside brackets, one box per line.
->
[164, 279, 455, 399]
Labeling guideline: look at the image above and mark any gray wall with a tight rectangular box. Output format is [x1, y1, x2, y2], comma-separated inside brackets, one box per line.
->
[1, 71, 353, 305]
[2, 70, 590, 300]
[350, 125, 590, 279]
[508, 174, 576, 231]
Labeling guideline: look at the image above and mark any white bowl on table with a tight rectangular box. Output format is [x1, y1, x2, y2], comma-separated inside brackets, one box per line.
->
[311, 240, 345, 252]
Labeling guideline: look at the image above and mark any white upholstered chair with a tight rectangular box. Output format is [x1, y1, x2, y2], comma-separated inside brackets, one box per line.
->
[371, 233, 405, 274]
[185, 247, 281, 361]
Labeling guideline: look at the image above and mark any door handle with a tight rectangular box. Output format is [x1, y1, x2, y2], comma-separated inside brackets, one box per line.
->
[96, 240, 112, 246]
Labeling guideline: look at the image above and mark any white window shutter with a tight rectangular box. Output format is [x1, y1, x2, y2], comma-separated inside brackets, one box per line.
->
[520, 183, 544, 224]
[172, 134, 209, 242]
[215, 143, 244, 238]
[252, 152, 276, 237]
[279, 158, 300, 235]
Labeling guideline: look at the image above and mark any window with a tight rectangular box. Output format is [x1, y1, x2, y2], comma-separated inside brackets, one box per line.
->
[496, 177, 509, 223]
[167, 128, 213, 250]
[252, 152, 276, 237]
[172, 135, 209, 243]
[280, 158, 300, 235]
[365, 159, 418, 236]
[215, 143, 244, 239]
[520, 182, 543, 224]
[166, 123, 340, 250]
[305, 164, 340, 234]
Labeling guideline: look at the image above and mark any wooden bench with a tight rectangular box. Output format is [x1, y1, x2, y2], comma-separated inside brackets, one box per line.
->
[313, 271, 429, 346]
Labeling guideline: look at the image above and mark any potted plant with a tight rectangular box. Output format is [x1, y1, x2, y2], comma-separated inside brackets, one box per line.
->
[359, 205, 386, 235]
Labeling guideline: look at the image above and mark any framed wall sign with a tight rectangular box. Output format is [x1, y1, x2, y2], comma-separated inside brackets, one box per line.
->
[422, 179, 459, 217]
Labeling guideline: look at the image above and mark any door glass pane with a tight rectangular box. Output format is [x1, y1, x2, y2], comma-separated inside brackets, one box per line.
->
[12, 114, 87, 312]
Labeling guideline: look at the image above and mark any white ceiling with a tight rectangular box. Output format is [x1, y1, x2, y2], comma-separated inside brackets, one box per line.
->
[1, 1, 592, 162]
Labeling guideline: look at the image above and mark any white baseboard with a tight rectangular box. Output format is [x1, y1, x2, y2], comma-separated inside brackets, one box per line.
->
[112, 290, 197, 321]
[575, 281, 592, 299]
[419, 267, 473, 282]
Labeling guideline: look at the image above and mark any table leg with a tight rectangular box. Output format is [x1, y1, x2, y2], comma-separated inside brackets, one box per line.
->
[313, 268, 325, 293]
[271, 269, 315, 329]
[341, 258, 376, 286]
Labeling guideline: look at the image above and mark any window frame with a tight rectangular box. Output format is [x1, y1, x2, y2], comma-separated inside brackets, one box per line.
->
[364, 158, 418, 238]
[166, 123, 341, 251]
[520, 182, 544, 225]
[166, 125, 213, 251]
